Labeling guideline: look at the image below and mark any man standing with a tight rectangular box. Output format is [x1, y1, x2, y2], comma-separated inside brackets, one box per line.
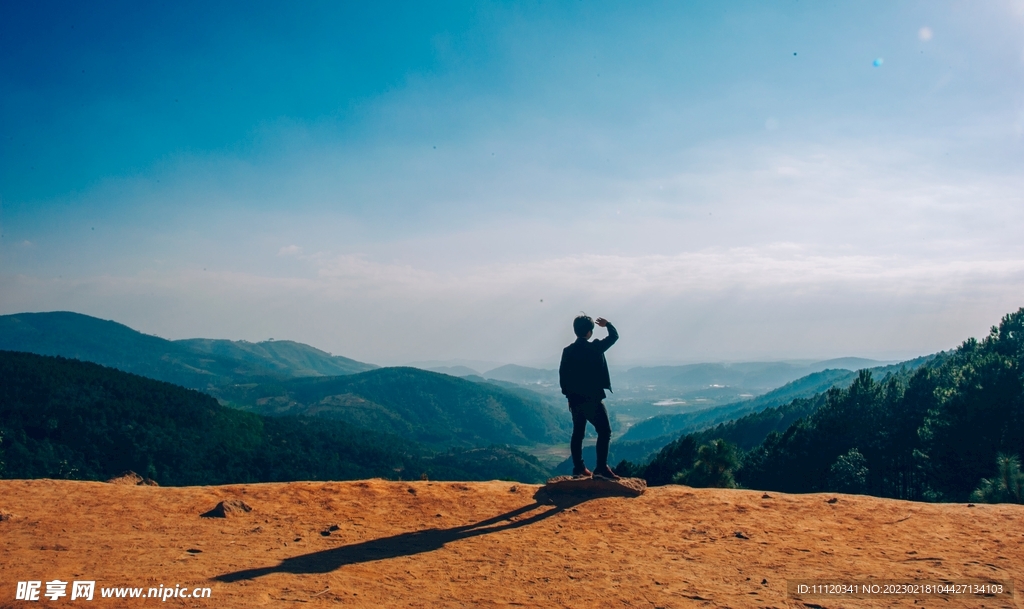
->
[559, 315, 619, 479]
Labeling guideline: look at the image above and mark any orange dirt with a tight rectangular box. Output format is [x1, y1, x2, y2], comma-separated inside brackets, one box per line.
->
[1, 479, 1021, 608]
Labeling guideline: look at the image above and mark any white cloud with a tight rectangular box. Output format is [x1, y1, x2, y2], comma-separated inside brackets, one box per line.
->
[918, 26, 933, 41]
[277, 245, 302, 256]
[4, 245, 1022, 365]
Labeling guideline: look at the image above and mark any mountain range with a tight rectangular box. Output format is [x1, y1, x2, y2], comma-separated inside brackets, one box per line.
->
[0, 312, 570, 455]
[0, 312, 377, 393]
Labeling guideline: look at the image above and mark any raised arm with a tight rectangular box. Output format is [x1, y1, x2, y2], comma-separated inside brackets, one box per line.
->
[592, 318, 618, 352]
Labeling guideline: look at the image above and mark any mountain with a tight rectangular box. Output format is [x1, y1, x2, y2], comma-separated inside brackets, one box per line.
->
[425, 365, 479, 377]
[616, 358, 894, 393]
[0, 311, 376, 392]
[0, 312, 567, 456]
[219, 367, 572, 449]
[0, 351, 550, 484]
[176, 338, 375, 377]
[483, 364, 558, 386]
[618, 369, 857, 442]
[618, 356, 935, 443]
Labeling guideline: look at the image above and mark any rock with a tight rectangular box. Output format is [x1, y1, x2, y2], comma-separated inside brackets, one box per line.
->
[106, 471, 143, 485]
[542, 476, 646, 498]
[200, 500, 253, 518]
[826, 497, 838, 504]
[734, 531, 749, 539]
[0, 511, 13, 522]
[320, 523, 341, 536]
[106, 471, 159, 486]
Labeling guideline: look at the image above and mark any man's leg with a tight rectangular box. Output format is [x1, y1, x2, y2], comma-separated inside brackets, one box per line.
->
[569, 400, 591, 476]
[588, 401, 619, 479]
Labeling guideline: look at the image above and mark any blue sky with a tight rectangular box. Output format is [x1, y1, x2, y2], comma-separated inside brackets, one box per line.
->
[2, 1, 1023, 366]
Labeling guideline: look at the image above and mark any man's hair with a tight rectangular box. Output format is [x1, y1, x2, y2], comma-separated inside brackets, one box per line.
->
[573, 315, 595, 338]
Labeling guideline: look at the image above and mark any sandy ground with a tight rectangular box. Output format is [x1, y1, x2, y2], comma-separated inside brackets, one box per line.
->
[0, 478, 1021, 608]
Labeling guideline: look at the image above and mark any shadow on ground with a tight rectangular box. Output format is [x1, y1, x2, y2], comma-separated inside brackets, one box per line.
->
[214, 487, 588, 582]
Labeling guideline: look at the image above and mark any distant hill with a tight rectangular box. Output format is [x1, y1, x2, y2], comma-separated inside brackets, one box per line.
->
[0, 311, 376, 392]
[616, 357, 894, 393]
[619, 369, 858, 442]
[0, 351, 550, 484]
[619, 356, 935, 443]
[483, 364, 558, 386]
[425, 365, 479, 377]
[219, 367, 572, 449]
[176, 338, 374, 377]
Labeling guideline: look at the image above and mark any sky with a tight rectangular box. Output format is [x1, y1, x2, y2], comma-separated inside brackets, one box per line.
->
[2, 1, 1023, 367]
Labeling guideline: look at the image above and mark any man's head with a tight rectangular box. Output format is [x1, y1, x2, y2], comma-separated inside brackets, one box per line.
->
[573, 315, 595, 339]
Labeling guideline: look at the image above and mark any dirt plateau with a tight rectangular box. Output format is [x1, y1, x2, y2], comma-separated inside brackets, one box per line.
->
[1, 479, 1022, 608]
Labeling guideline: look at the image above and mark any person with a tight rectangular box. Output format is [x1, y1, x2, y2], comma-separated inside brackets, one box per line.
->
[558, 314, 620, 479]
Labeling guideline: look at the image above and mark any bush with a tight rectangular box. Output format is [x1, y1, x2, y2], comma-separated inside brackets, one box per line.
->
[673, 439, 739, 488]
[970, 453, 1024, 504]
[827, 448, 868, 494]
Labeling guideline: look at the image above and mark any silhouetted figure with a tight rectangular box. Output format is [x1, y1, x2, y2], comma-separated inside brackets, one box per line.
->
[559, 315, 619, 479]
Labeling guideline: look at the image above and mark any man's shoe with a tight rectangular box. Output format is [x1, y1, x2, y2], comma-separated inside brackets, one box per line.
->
[593, 466, 621, 480]
[572, 466, 593, 478]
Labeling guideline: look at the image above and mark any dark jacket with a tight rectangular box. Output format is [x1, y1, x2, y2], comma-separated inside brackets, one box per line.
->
[559, 323, 618, 399]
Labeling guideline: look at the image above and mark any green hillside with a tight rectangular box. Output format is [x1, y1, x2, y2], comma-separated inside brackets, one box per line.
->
[0, 312, 376, 392]
[220, 367, 572, 449]
[0, 351, 550, 484]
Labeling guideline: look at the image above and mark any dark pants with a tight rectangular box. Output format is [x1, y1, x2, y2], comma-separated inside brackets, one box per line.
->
[568, 396, 612, 470]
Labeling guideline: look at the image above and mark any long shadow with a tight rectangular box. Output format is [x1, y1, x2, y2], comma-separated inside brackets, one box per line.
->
[214, 488, 586, 582]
